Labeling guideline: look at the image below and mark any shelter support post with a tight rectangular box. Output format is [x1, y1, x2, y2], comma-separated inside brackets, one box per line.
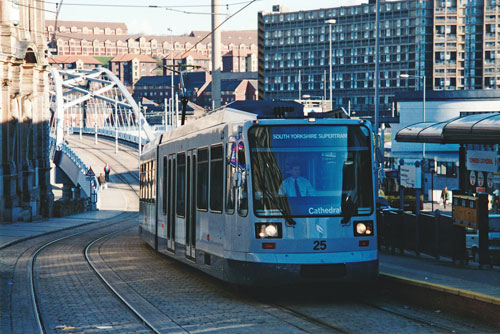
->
[459, 145, 466, 191]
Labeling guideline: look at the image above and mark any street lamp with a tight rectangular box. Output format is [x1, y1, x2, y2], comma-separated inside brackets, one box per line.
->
[325, 19, 336, 111]
[400, 73, 426, 158]
[167, 27, 174, 123]
[401, 73, 427, 210]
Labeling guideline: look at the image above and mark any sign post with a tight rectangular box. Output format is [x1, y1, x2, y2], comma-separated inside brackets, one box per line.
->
[85, 166, 96, 210]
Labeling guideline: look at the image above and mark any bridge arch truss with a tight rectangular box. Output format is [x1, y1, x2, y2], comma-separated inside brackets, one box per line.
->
[49, 67, 155, 147]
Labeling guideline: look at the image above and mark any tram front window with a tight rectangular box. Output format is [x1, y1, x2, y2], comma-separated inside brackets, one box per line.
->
[249, 125, 373, 217]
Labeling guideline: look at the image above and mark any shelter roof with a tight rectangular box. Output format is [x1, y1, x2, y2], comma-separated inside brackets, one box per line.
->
[395, 112, 500, 144]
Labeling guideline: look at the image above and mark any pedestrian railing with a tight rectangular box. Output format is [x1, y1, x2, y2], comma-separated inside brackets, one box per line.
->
[378, 209, 467, 263]
[49, 136, 100, 209]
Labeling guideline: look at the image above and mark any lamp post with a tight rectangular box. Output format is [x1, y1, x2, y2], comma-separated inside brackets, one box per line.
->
[400, 73, 426, 158]
[325, 19, 336, 111]
[167, 27, 174, 120]
[401, 73, 427, 208]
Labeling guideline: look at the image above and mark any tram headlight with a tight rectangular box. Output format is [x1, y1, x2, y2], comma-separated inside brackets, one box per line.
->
[255, 223, 282, 239]
[354, 221, 374, 237]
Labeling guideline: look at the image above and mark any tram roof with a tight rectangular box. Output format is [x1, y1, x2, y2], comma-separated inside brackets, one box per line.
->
[396, 112, 500, 144]
[159, 106, 257, 144]
[156, 101, 353, 146]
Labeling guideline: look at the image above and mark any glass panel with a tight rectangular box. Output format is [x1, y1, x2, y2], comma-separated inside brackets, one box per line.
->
[249, 125, 373, 217]
[197, 148, 209, 210]
[163, 157, 167, 215]
[238, 141, 248, 217]
[226, 142, 235, 214]
[176, 153, 185, 217]
[210, 145, 224, 212]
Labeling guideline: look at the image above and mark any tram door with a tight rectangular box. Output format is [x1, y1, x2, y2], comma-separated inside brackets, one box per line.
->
[167, 154, 176, 251]
[185, 150, 197, 259]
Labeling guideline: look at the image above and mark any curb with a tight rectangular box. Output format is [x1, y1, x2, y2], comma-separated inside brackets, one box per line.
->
[379, 272, 500, 327]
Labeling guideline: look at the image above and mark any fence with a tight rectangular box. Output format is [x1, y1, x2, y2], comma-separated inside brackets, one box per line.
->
[378, 210, 467, 262]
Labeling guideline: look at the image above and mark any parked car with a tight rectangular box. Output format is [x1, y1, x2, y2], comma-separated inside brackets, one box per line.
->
[466, 215, 500, 263]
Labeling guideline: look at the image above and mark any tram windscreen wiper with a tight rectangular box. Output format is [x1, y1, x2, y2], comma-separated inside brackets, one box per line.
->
[263, 190, 296, 225]
[341, 194, 358, 225]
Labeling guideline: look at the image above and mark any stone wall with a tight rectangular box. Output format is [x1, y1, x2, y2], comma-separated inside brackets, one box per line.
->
[0, 1, 53, 221]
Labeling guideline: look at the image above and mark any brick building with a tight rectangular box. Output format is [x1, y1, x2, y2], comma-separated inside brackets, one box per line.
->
[45, 21, 257, 61]
[198, 79, 258, 107]
[48, 55, 103, 70]
[222, 50, 258, 72]
[162, 51, 211, 75]
[133, 72, 209, 106]
[109, 54, 157, 86]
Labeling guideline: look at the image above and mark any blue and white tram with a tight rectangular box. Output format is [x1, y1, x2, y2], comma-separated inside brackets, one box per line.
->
[139, 101, 378, 285]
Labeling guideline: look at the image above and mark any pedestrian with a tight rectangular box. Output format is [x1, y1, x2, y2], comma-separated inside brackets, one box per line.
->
[104, 163, 111, 182]
[98, 173, 106, 191]
[493, 189, 500, 213]
[441, 186, 449, 209]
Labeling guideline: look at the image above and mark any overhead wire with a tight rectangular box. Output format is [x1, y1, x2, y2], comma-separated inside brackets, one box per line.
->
[2, 0, 261, 15]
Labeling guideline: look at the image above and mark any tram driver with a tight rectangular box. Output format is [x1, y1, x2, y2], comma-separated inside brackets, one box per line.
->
[279, 162, 315, 197]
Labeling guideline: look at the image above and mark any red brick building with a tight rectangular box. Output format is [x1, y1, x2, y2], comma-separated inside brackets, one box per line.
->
[109, 54, 157, 86]
[222, 50, 257, 73]
[45, 21, 257, 59]
[48, 55, 102, 70]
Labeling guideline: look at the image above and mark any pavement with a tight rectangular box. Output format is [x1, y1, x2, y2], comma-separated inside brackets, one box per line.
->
[0, 210, 123, 250]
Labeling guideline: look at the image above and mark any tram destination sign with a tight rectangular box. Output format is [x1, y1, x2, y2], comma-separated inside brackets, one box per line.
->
[271, 126, 349, 147]
[452, 194, 479, 229]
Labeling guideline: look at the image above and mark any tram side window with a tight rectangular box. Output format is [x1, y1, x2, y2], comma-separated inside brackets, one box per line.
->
[139, 164, 144, 201]
[150, 160, 156, 203]
[148, 161, 152, 203]
[176, 153, 186, 217]
[238, 142, 248, 217]
[163, 157, 167, 214]
[145, 162, 150, 202]
[197, 148, 209, 210]
[226, 142, 235, 214]
[210, 144, 224, 213]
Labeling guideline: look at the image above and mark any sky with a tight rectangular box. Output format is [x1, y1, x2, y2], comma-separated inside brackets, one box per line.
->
[45, 0, 366, 36]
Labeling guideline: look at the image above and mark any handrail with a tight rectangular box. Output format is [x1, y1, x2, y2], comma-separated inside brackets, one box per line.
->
[49, 136, 100, 205]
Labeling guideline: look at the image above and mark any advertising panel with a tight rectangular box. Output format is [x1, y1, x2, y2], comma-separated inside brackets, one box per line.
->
[466, 150, 498, 173]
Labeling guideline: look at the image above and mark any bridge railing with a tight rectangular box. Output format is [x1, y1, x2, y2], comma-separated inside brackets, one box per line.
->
[49, 137, 100, 207]
[74, 127, 151, 145]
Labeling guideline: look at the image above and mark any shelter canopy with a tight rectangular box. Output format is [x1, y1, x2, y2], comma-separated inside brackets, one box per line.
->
[395, 112, 500, 144]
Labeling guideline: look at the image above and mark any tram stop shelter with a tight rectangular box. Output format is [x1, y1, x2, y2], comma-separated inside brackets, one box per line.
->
[395, 112, 500, 192]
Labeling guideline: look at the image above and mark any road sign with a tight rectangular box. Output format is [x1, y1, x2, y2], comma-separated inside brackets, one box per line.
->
[478, 171, 484, 187]
[400, 164, 421, 188]
[487, 172, 494, 189]
[470, 171, 476, 186]
[85, 167, 95, 177]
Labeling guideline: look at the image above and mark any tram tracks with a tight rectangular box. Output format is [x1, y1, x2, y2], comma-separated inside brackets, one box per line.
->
[246, 284, 485, 334]
[84, 227, 190, 334]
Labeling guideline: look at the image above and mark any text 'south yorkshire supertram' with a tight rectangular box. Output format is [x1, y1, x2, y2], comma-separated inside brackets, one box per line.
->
[139, 100, 377, 285]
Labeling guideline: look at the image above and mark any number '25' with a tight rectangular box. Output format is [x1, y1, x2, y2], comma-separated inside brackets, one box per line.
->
[313, 240, 326, 250]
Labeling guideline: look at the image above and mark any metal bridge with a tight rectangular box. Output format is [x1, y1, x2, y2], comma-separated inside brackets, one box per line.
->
[49, 67, 158, 208]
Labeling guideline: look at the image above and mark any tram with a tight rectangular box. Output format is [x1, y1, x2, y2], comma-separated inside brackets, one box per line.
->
[139, 101, 378, 285]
